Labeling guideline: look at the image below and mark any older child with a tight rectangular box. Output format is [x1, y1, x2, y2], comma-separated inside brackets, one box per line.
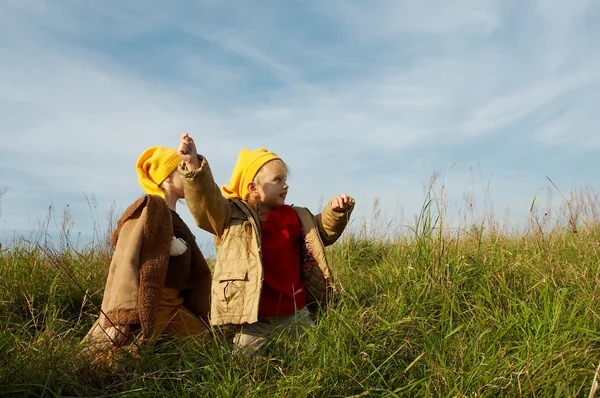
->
[83, 146, 211, 357]
[177, 133, 354, 355]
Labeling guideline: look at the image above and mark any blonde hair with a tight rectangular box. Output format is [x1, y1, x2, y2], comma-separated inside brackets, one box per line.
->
[245, 159, 289, 212]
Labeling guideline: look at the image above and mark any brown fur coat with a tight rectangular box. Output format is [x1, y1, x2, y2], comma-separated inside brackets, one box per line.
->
[83, 195, 211, 344]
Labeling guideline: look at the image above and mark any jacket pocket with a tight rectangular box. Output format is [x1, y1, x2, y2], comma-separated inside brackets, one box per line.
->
[214, 270, 247, 303]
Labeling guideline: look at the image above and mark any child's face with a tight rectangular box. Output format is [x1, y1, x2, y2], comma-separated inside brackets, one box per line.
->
[171, 171, 185, 199]
[255, 160, 288, 211]
[164, 169, 185, 199]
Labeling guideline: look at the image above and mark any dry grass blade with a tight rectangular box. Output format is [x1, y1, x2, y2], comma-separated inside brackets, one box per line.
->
[589, 359, 600, 398]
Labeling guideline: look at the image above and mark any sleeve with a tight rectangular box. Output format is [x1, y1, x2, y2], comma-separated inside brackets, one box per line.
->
[101, 217, 143, 328]
[136, 196, 172, 338]
[179, 156, 231, 237]
[314, 201, 354, 247]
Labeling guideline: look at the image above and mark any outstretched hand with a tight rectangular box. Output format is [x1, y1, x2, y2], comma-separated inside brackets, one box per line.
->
[330, 193, 355, 213]
[177, 133, 200, 170]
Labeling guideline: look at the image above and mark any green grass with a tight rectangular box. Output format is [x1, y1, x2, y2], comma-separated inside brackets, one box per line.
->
[2, 190, 600, 397]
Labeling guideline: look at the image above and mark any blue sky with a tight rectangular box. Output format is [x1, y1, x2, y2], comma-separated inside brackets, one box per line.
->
[1, 0, 599, 251]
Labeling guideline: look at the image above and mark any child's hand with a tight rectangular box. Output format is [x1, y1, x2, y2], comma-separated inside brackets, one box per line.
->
[105, 324, 131, 347]
[330, 194, 355, 213]
[178, 133, 200, 170]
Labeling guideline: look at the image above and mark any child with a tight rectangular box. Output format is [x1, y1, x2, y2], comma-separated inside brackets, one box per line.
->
[82, 146, 212, 358]
[177, 133, 354, 355]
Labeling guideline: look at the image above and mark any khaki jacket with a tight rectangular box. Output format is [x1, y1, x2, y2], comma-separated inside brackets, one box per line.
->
[83, 195, 211, 344]
[180, 157, 353, 326]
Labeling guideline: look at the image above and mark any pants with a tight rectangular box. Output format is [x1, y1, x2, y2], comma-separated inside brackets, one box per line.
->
[81, 287, 208, 366]
[152, 287, 209, 338]
[233, 307, 314, 356]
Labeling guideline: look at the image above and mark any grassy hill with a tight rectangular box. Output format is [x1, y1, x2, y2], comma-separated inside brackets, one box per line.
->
[1, 191, 600, 397]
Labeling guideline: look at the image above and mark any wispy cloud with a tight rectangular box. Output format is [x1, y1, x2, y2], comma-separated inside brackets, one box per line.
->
[0, 0, 599, 243]
[462, 70, 599, 137]
[322, 0, 503, 38]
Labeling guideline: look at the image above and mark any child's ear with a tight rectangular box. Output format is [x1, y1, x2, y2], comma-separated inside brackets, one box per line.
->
[247, 181, 257, 194]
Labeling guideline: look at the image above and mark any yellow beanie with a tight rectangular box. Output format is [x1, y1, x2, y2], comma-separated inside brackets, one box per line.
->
[221, 148, 280, 199]
[136, 146, 181, 197]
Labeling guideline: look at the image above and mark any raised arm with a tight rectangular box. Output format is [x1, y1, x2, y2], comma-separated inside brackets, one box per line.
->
[178, 134, 230, 237]
[315, 194, 355, 246]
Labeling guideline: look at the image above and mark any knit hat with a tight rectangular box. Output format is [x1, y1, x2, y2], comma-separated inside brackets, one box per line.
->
[136, 146, 181, 197]
[221, 148, 280, 199]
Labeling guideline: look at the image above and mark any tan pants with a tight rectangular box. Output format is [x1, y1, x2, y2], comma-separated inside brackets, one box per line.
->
[152, 287, 209, 338]
[233, 307, 314, 356]
[82, 288, 208, 366]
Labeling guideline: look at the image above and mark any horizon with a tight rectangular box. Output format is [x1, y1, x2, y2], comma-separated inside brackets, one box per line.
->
[1, 1, 599, 248]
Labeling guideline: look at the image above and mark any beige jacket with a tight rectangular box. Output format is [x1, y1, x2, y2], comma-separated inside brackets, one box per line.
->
[83, 195, 211, 344]
[180, 157, 353, 326]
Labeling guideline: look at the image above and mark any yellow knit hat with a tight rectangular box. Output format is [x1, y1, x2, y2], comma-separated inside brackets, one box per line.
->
[221, 148, 280, 199]
[136, 146, 181, 197]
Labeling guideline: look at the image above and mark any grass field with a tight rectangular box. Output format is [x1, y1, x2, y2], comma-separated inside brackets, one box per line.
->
[1, 185, 600, 397]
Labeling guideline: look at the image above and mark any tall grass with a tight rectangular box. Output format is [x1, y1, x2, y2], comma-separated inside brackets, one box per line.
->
[1, 180, 600, 397]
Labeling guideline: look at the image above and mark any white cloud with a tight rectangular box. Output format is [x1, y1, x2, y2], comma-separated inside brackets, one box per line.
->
[322, 0, 502, 38]
[0, 0, 599, 244]
[534, 88, 600, 148]
[462, 70, 599, 137]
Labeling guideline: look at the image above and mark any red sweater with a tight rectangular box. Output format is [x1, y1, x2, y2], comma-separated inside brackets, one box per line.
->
[258, 205, 306, 317]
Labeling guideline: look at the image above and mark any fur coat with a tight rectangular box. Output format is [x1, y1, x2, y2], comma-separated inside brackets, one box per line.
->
[82, 195, 211, 346]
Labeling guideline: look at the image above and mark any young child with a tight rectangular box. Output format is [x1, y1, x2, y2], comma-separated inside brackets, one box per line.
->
[82, 146, 212, 358]
[177, 133, 354, 355]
